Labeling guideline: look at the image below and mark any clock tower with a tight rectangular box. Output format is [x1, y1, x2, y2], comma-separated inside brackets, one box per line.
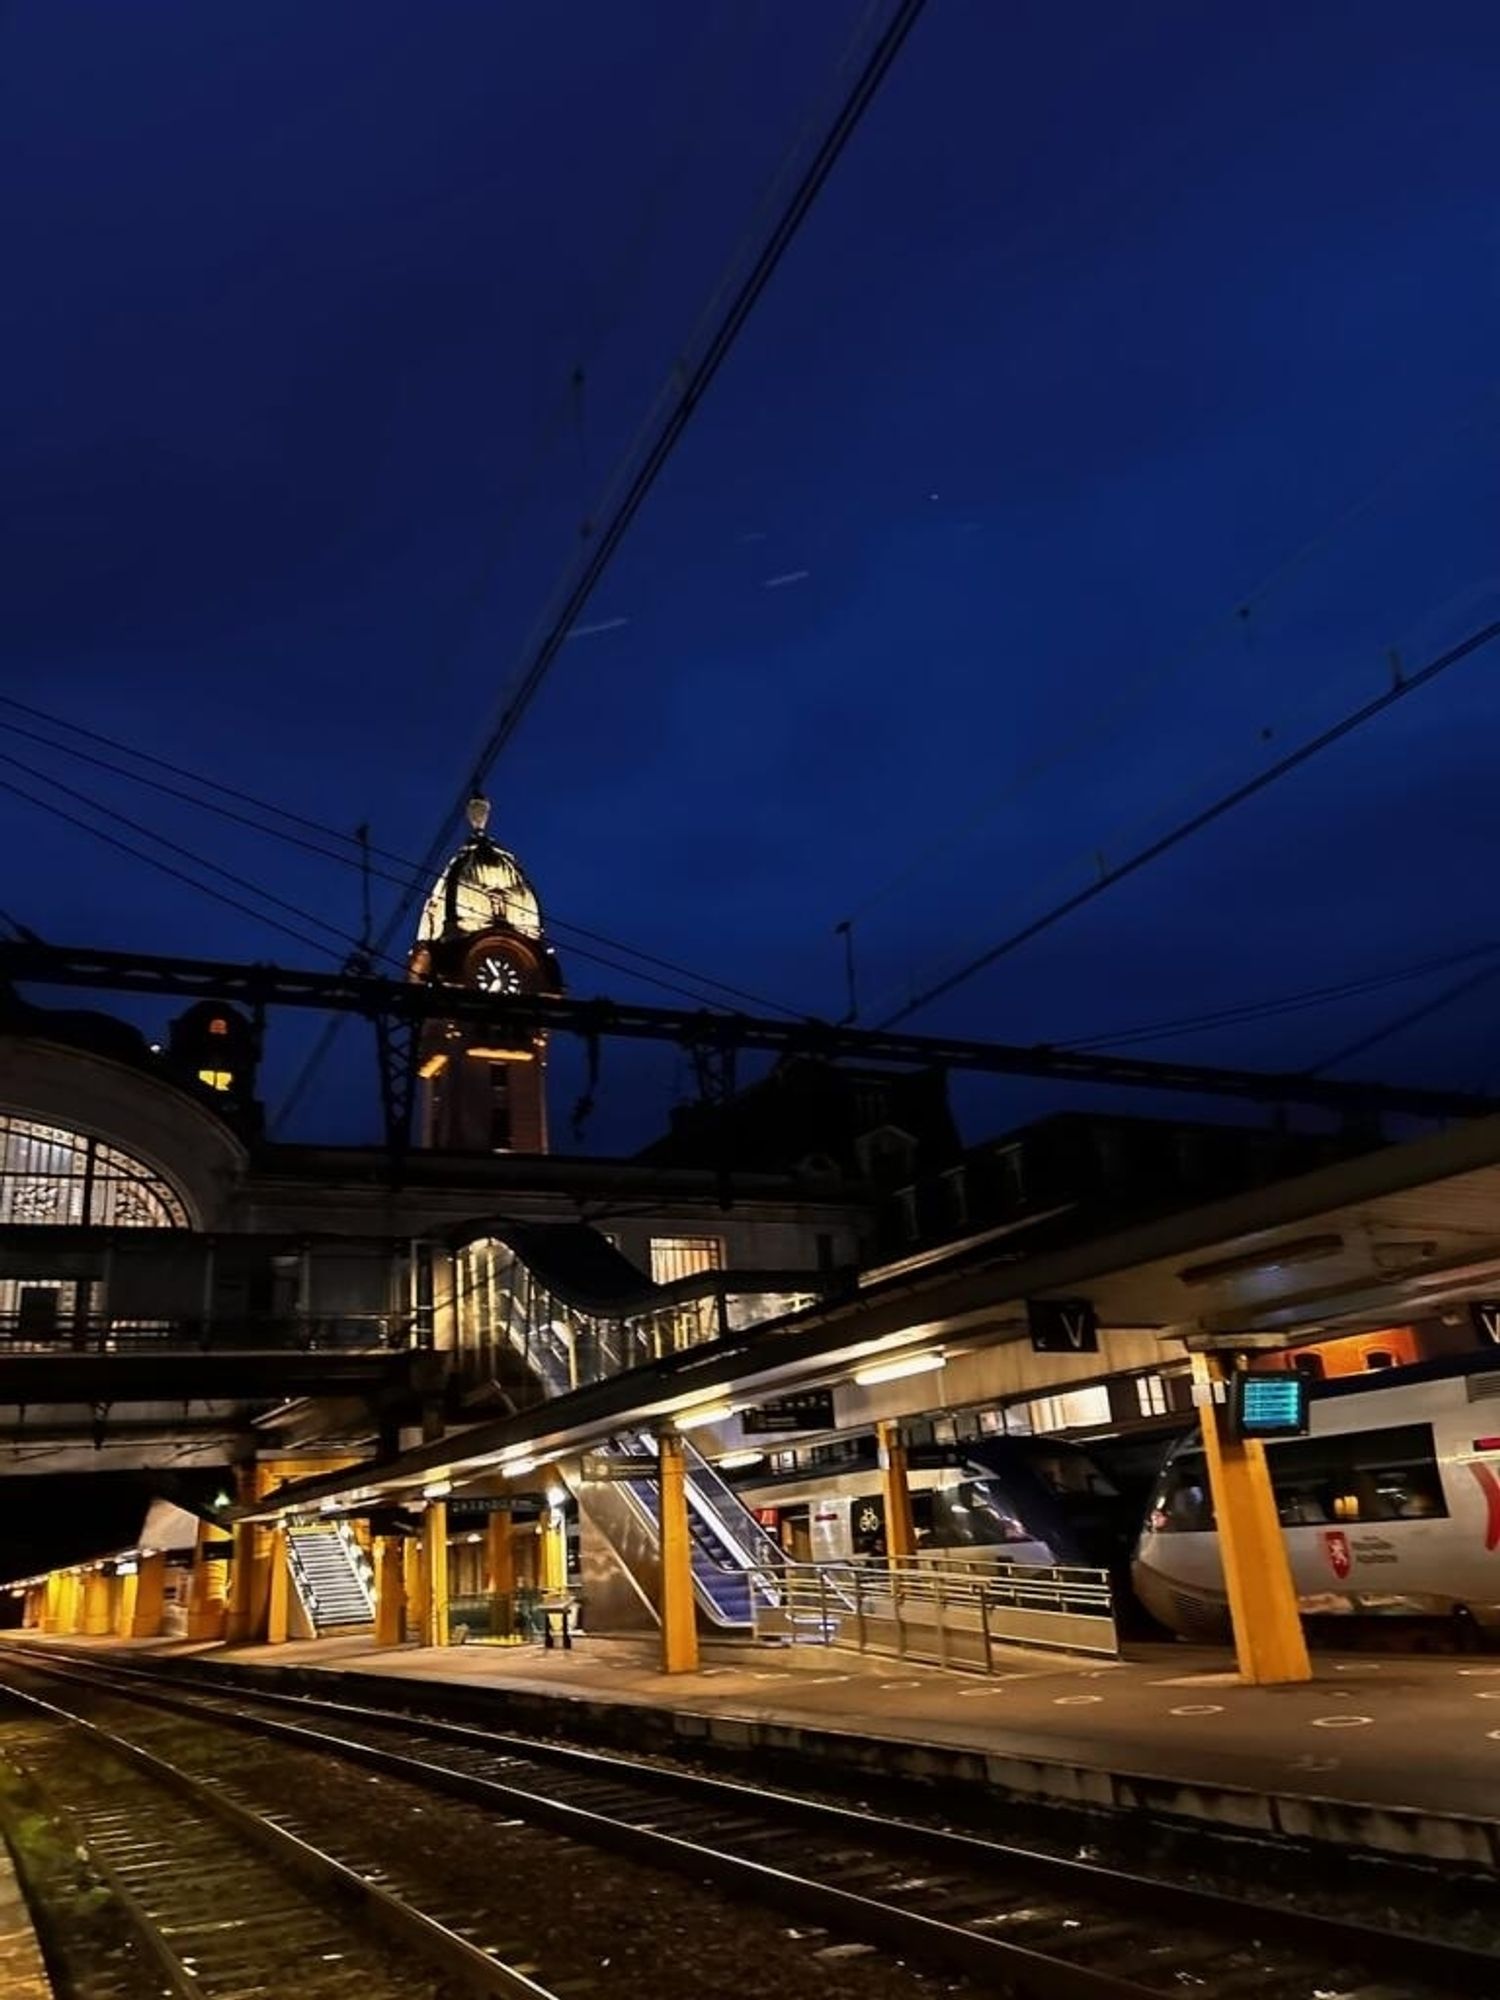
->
[408, 796, 561, 1153]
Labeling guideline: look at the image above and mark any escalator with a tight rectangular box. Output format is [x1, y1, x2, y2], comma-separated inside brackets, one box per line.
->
[570, 1434, 784, 1631]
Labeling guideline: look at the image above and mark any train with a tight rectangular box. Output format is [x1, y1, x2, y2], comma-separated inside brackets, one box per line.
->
[1132, 1350, 1500, 1641]
[738, 1432, 1137, 1577]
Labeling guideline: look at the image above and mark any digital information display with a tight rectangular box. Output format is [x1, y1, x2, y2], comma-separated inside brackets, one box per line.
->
[1231, 1370, 1310, 1440]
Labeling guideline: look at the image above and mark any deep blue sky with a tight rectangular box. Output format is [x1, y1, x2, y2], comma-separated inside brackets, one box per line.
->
[4, 2, 1500, 1152]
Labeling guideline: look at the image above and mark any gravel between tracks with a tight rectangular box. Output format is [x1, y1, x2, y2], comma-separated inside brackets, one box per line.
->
[21, 1679, 981, 2000]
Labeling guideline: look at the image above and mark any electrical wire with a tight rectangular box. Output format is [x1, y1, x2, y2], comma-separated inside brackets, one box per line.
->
[838, 383, 1500, 932]
[0, 699, 799, 1017]
[1057, 938, 1500, 1053]
[0, 773, 350, 964]
[388, 0, 931, 951]
[882, 617, 1500, 1027]
[277, 0, 930, 1134]
[1313, 962, 1500, 1075]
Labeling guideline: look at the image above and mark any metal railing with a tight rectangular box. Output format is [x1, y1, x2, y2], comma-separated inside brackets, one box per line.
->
[747, 1558, 1117, 1670]
[0, 1313, 411, 1355]
[447, 1588, 556, 1644]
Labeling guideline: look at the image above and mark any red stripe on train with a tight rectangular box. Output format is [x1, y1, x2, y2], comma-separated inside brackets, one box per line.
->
[1469, 1461, 1500, 1552]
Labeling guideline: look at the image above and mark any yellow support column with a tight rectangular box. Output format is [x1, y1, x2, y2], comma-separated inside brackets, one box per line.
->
[485, 1508, 515, 1595]
[421, 1502, 449, 1648]
[658, 1431, 699, 1675]
[266, 1527, 290, 1646]
[1192, 1352, 1312, 1686]
[114, 1567, 138, 1638]
[539, 1503, 567, 1598]
[185, 1523, 228, 1642]
[82, 1570, 112, 1637]
[225, 1520, 259, 1642]
[21, 1586, 41, 1630]
[876, 1419, 917, 1562]
[486, 1508, 516, 1640]
[372, 1536, 405, 1647]
[404, 1533, 426, 1645]
[40, 1573, 63, 1634]
[130, 1554, 165, 1637]
[58, 1573, 82, 1636]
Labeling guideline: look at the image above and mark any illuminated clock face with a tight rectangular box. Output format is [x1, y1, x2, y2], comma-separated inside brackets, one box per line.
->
[475, 954, 522, 995]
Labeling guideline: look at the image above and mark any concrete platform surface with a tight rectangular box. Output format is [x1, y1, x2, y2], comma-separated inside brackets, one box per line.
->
[16, 1626, 1500, 1842]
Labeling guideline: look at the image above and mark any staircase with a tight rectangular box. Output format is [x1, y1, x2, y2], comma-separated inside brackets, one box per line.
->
[287, 1523, 374, 1632]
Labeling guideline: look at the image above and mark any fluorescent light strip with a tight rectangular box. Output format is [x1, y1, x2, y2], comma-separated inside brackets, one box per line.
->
[852, 1351, 945, 1388]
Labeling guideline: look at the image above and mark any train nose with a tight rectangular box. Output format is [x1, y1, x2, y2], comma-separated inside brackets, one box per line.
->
[1131, 1557, 1232, 1643]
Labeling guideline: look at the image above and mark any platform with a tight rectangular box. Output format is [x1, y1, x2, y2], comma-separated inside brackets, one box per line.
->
[15, 1628, 1500, 1869]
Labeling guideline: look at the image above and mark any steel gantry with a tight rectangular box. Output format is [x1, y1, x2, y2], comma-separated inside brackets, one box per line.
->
[0, 940, 1492, 1157]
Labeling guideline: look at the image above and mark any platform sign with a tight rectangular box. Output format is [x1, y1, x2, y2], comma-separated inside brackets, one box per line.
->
[1230, 1371, 1309, 1440]
[1026, 1297, 1098, 1354]
[740, 1389, 835, 1435]
[1470, 1302, 1500, 1346]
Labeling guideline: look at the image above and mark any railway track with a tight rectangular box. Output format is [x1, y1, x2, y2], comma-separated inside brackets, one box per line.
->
[6, 1644, 1492, 2000]
[0, 1675, 555, 2000]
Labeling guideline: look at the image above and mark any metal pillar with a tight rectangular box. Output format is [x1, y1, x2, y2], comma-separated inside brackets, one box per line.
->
[57, 1573, 82, 1636]
[373, 1536, 405, 1647]
[83, 1570, 112, 1636]
[421, 1502, 449, 1647]
[486, 1509, 515, 1594]
[186, 1524, 228, 1641]
[658, 1431, 699, 1675]
[1192, 1351, 1312, 1686]
[113, 1569, 138, 1638]
[403, 1533, 425, 1644]
[266, 1527, 290, 1645]
[876, 1419, 917, 1562]
[131, 1554, 165, 1637]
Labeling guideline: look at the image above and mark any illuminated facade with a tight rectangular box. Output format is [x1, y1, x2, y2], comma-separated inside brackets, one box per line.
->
[408, 797, 561, 1154]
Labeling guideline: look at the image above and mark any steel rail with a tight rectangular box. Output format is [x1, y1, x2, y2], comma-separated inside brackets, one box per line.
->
[14, 1646, 1492, 1999]
[0, 1671, 557, 2000]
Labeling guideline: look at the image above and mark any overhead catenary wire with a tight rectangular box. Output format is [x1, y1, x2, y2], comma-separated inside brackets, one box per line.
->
[837, 382, 1500, 933]
[1057, 936, 1500, 1053]
[0, 773, 349, 965]
[278, 0, 930, 1132]
[0, 697, 799, 1017]
[382, 0, 932, 950]
[881, 617, 1500, 1027]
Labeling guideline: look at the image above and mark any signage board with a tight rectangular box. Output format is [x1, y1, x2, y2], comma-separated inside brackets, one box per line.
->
[739, 1389, 835, 1436]
[1471, 1302, 1500, 1346]
[1231, 1370, 1310, 1440]
[1026, 1297, 1099, 1354]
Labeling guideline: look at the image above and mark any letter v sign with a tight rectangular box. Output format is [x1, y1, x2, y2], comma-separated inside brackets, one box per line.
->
[1026, 1298, 1100, 1354]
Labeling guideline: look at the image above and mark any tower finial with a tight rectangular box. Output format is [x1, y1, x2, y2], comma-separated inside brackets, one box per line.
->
[465, 794, 491, 835]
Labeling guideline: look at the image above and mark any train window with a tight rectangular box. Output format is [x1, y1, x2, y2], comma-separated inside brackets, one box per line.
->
[1363, 1350, 1395, 1370]
[1028, 1450, 1119, 1499]
[1268, 1422, 1446, 1526]
[1149, 1455, 1213, 1533]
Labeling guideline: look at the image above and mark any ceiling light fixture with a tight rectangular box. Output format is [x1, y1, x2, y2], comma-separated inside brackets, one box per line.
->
[852, 1351, 945, 1387]
[675, 1403, 735, 1431]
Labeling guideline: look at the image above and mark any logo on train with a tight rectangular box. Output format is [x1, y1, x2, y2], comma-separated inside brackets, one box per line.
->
[1322, 1529, 1352, 1580]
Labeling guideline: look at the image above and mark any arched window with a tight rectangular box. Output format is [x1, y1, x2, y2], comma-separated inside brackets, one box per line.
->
[0, 1116, 189, 1228]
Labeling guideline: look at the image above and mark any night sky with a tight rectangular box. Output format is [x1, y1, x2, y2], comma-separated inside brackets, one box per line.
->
[4, 3, 1500, 1154]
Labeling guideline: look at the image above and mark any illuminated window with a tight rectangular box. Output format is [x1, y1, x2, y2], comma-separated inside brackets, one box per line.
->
[197, 1070, 233, 1092]
[650, 1236, 724, 1285]
[0, 1116, 189, 1227]
[208, 1018, 229, 1037]
[1135, 1375, 1169, 1417]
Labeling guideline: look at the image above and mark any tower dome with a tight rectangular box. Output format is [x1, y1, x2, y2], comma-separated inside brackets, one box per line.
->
[416, 796, 542, 944]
